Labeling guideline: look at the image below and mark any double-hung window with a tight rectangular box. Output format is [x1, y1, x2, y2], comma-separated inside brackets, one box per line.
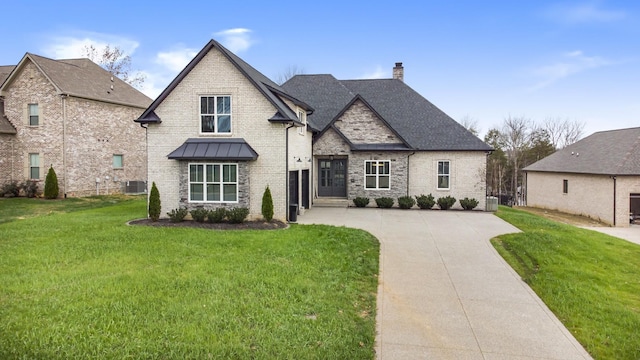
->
[437, 160, 450, 189]
[29, 153, 40, 179]
[365, 160, 390, 190]
[200, 96, 231, 134]
[28, 104, 39, 126]
[189, 163, 238, 202]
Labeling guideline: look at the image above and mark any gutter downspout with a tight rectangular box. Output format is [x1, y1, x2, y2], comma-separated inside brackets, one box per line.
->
[61, 95, 68, 198]
[406, 152, 415, 195]
[285, 122, 295, 221]
[612, 175, 617, 226]
[141, 123, 149, 202]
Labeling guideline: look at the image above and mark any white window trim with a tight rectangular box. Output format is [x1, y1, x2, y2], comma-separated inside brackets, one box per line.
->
[364, 160, 391, 190]
[437, 160, 450, 190]
[188, 163, 239, 203]
[199, 95, 232, 135]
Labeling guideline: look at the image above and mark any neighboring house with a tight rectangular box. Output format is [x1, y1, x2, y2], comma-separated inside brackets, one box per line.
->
[137, 39, 491, 221]
[0, 53, 151, 197]
[524, 127, 640, 227]
[282, 68, 491, 209]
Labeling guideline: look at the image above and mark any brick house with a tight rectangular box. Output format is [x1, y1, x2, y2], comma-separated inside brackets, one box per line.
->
[137, 39, 491, 221]
[0, 53, 151, 197]
[524, 127, 640, 227]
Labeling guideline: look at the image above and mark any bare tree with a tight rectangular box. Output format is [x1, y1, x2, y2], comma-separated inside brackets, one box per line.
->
[502, 116, 531, 204]
[542, 117, 585, 149]
[82, 45, 145, 88]
[459, 115, 480, 137]
[276, 65, 305, 85]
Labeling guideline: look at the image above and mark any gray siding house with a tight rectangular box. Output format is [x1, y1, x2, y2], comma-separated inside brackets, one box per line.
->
[524, 127, 640, 227]
[137, 39, 492, 221]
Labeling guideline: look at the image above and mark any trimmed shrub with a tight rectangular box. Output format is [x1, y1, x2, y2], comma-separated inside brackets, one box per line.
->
[167, 208, 188, 222]
[375, 197, 394, 208]
[148, 182, 161, 221]
[261, 186, 274, 221]
[44, 166, 59, 199]
[415, 194, 435, 209]
[207, 208, 227, 223]
[397, 196, 416, 209]
[1, 181, 20, 197]
[22, 181, 39, 198]
[460, 197, 479, 210]
[190, 208, 208, 223]
[353, 197, 370, 207]
[437, 196, 457, 210]
[227, 207, 249, 224]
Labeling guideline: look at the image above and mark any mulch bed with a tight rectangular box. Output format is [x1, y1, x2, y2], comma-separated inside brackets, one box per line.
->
[128, 218, 288, 230]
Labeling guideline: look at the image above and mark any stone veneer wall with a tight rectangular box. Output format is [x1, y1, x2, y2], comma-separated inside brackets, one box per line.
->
[333, 100, 401, 144]
[0, 60, 147, 197]
[348, 152, 409, 201]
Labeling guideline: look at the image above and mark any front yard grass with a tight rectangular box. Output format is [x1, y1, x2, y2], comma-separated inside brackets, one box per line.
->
[493, 206, 640, 360]
[0, 197, 379, 359]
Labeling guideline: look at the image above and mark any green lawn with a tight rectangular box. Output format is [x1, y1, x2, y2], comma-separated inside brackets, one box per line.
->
[0, 196, 379, 359]
[493, 206, 640, 360]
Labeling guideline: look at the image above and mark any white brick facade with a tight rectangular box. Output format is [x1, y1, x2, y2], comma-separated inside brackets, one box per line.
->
[145, 48, 312, 220]
[0, 60, 147, 196]
[526, 171, 640, 227]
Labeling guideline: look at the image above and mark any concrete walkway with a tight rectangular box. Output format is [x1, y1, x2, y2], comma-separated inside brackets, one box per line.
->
[298, 208, 592, 360]
[581, 224, 640, 246]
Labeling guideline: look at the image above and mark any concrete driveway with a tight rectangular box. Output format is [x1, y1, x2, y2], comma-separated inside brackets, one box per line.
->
[581, 224, 640, 246]
[298, 208, 592, 359]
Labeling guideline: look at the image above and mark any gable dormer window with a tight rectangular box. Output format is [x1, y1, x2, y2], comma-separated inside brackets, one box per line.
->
[200, 96, 231, 134]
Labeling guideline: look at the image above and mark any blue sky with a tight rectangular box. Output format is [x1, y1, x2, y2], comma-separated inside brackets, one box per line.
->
[2, 0, 639, 138]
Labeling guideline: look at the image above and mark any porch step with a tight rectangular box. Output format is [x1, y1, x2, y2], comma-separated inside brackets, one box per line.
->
[313, 197, 350, 208]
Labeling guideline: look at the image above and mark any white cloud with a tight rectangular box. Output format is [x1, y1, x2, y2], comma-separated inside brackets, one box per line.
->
[214, 28, 253, 53]
[529, 50, 611, 90]
[156, 47, 198, 73]
[545, 1, 626, 24]
[358, 65, 387, 79]
[42, 32, 139, 59]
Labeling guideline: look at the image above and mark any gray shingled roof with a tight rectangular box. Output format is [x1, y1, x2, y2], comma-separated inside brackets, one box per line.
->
[136, 39, 311, 124]
[0, 115, 17, 134]
[282, 75, 491, 151]
[524, 127, 640, 175]
[0, 65, 16, 86]
[1, 54, 151, 109]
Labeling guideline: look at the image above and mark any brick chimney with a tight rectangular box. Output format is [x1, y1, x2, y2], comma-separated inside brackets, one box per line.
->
[393, 62, 404, 82]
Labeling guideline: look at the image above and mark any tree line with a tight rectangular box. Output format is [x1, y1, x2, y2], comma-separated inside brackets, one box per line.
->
[482, 116, 584, 204]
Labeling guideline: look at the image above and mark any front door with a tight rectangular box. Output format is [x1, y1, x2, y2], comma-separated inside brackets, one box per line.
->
[318, 159, 347, 197]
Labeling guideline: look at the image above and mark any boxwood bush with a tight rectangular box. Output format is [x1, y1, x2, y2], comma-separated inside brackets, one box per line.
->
[375, 197, 394, 208]
[460, 197, 479, 210]
[437, 196, 457, 210]
[207, 208, 227, 223]
[415, 194, 435, 209]
[353, 197, 370, 207]
[167, 208, 188, 222]
[227, 207, 249, 223]
[397, 195, 416, 209]
[190, 208, 209, 223]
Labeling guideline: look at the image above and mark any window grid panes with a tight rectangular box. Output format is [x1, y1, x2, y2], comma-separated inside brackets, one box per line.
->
[28, 104, 39, 126]
[113, 154, 123, 168]
[437, 161, 450, 189]
[189, 163, 238, 202]
[365, 160, 390, 190]
[200, 96, 231, 134]
[29, 153, 40, 179]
